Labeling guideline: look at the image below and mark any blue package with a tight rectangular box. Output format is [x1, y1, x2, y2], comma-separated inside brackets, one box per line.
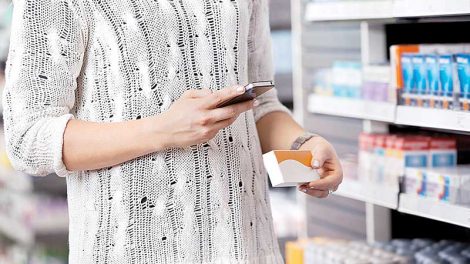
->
[439, 55, 455, 109]
[426, 55, 441, 108]
[332, 61, 362, 98]
[456, 54, 470, 111]
[401, 54, 414, 93]
[412, 54, 428, 106]
[401, 54, 414, 105]
[425, 55, 440, 95]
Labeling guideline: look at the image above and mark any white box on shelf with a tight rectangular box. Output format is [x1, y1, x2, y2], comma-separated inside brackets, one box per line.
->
[405, 166, 470, 205]
[263, 150, 319, 187]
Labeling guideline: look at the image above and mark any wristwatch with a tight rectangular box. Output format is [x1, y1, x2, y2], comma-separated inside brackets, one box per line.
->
[290, 132, 318, 150]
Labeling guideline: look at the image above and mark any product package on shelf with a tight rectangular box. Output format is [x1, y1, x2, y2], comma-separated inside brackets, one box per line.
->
[288, 237, 410, 264]
[286, 237, 470, 264]
[331, 61, 362, 98]
[430, 137, 457, 168]
[362, 65, 391, 102]
[385, 136, 430, 189]
[310, 61, 394, 103]
[456, 54, 470, 111]
[359, 133, 457, 192]
[358, 132, 376, 183]
[405, 166, 470, 205]
[391, 44, 470, 111]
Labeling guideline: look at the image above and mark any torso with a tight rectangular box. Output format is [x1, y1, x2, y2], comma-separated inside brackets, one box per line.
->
[65, 1, 282, 263]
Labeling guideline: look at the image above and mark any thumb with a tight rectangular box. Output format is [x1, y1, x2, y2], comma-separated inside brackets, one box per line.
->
[311, 146, 327, 169]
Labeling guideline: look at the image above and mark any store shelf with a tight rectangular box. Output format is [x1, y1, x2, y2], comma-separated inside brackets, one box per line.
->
[305, 0, 470, 22]
[305, 0, 393, 21]
[0, 214, 33, 245]
[399, 193, 470, 228]
[334, 179, 366, 201]
[308, 94, 396, 122]
[396, 106, 470, 132]
[334, 179, 399, 209]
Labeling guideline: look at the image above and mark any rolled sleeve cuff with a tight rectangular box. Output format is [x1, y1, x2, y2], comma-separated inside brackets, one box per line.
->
[52, 114, 76, 177]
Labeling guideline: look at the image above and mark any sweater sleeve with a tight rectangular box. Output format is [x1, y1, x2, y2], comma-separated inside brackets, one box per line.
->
[3, 0, 85, 177]
[248, 0, 291, 122]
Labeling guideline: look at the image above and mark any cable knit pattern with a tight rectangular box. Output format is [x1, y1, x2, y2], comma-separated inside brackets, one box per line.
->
[4, 0, 289, 263]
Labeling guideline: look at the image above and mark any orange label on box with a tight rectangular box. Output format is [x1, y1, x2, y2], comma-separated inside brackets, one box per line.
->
[273, 151, 312, 167]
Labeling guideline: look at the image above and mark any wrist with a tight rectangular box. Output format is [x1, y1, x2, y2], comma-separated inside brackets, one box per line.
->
[291, 132, 320, 150]
[142, 114, 174, 151]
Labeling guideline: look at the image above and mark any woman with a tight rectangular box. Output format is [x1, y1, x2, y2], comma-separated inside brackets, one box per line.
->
[4, 0, 342, 263]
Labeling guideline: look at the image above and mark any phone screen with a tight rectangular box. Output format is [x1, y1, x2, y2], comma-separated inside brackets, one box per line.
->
[216, 81, 274, 108]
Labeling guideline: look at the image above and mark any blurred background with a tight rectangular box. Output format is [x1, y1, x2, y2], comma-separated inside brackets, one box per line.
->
[2, 0, 470, 264]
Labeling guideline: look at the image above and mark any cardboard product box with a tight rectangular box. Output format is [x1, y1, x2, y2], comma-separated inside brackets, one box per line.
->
[388, 136, 430, 188]
[456, 53, 470, 111]
[429, 137, 457, 168]
[263, 150, 320, 187]
[384, 135, 399, 186]
[425, 166, 470, 204]
[404, 167, 427, 197]
[371, 134, 388, 185]
[358, 133, 377, 182]
[390, 44, 470, 107]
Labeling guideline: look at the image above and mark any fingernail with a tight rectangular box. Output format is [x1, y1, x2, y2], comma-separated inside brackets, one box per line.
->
[313, 160, 320, 168]
[253, 99, 259, 107]
[302, 189, 308, 193]
[236, 86, 245, 94]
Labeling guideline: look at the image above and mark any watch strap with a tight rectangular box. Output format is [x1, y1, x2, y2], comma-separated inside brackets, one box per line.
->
[290, 132, 317, 150]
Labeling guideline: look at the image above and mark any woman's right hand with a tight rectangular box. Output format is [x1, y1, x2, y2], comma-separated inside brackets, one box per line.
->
[154, 86, 255, 149]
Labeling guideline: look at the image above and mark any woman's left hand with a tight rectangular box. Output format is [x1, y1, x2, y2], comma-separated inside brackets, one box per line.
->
[298, 136, 343, 198]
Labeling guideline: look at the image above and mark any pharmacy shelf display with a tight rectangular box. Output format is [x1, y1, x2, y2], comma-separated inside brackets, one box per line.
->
[308, 99, 470, 133]
[334, 180, 470, 228]
[293, 0, 470, 243]
[399, 193, 470, 228]
[305, 0, 470, 22]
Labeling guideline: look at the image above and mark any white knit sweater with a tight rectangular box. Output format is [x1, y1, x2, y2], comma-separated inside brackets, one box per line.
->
[4, 0, 290, 263]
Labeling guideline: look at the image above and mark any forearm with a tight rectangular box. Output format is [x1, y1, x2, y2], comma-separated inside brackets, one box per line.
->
[63, 116, 168, 171]
[256, 111, 305, 152]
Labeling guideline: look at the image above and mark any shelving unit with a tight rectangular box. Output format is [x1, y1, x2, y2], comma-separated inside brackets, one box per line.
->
[396, 106, 470, 132]
[307, 95, 396, 122]
[399, 193, 470, 228]
[308, 97, 470, 133]
[335, 180, 399, 209]
[292, 0, 470, 243]
[305, 0, 470, 22]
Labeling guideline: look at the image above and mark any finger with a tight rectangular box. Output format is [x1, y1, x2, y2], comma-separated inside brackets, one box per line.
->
[204, 85, 246, 108]
[183, 88, 212, 98]
[208, 99, 254, 122]
[298, 185, 329, 198]
[212, 116, 237, 131]
[306, 171, 342, 190]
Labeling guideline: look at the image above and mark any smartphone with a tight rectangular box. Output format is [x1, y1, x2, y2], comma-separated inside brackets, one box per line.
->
[216, 81, 275, 108]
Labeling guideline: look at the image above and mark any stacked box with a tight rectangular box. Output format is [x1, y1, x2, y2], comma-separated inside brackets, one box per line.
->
[405, 166, 470, 204]
[429, 137, 457, 168]
[456, 54, 470, 111]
